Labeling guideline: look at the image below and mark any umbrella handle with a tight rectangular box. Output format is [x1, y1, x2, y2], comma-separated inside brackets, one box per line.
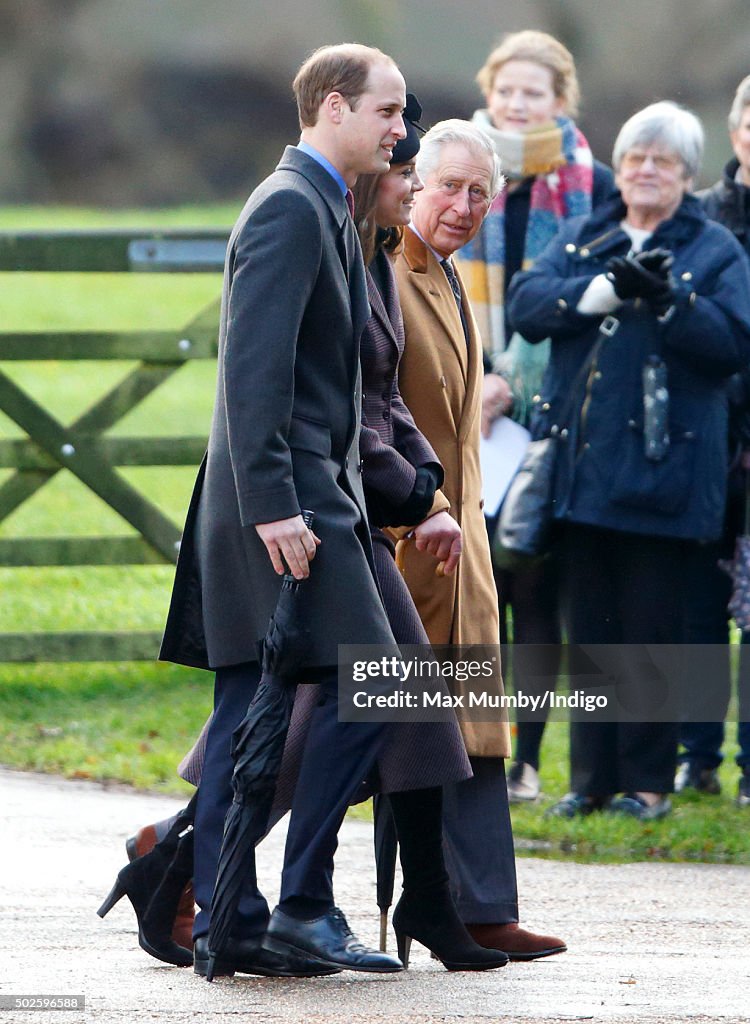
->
[379, 910, 389, 952]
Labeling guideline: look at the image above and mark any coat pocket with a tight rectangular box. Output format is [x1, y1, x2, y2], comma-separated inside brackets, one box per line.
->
[287, 415, 332, 458]
[610, 420, 696, 517]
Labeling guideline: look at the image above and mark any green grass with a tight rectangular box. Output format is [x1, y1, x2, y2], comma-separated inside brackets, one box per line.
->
[510, 721, 749, 864]
[0, 661, 745, 853]
[0, 661, 211, 794]
[0, 205, 237, 230]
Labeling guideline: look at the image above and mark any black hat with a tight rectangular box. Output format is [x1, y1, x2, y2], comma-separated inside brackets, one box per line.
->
[391, 93, 424, 165]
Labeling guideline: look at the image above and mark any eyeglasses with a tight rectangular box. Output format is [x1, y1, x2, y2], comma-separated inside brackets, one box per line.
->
[620, 151, 682, 172]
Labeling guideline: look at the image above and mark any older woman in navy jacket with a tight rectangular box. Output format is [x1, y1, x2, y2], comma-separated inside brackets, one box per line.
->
[507, 101, 750, 820]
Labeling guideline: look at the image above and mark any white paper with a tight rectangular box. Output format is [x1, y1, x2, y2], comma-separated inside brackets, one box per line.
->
[479, 415, 531, 517]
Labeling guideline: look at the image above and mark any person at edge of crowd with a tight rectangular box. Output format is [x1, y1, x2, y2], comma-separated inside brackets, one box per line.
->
[453, 30, 615, 804]
[507, 101, 750, 821]
[676, 73, 750, 808]
[391, 117, 567, 958]
[97, 66, 509, 978]
[125, 42, 416, 979]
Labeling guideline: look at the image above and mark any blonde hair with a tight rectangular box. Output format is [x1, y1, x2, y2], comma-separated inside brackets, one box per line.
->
[476, 30, 580, 119]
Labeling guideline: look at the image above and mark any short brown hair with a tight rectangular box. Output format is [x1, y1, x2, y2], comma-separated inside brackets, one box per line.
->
[293, 43, 395, 129]
[476, 30, 580, 119]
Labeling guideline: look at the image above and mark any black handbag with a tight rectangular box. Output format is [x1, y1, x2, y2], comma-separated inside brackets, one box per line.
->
[493, 434, 558, 566]
[492, 321, 611, 568]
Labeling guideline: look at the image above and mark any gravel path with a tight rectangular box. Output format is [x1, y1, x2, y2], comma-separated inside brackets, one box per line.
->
[2, 766, 748, 1023]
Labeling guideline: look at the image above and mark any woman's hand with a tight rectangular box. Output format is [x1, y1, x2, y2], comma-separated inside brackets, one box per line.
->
[412, 511, 462, 575]
[606, 249, 674, 314]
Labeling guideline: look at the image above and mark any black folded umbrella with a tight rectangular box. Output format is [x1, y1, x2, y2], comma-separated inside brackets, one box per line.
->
[204, 512, 314, 981]
[373, 794, 398, 951]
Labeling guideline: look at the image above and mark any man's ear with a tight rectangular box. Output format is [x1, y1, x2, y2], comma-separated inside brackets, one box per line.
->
[322, 91, 347, 125]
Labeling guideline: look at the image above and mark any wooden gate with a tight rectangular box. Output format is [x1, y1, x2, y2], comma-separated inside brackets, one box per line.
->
[0, 229, 228, 661]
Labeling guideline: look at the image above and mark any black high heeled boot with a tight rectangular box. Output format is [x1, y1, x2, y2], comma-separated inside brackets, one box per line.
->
[388, 788, 508, 972]
[97, 797, 196, 967]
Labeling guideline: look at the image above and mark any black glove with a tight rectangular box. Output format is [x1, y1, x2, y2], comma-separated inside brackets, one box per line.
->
[633, 247, 674, 277]
[635, 248, 675, 316]
[392, 464, 441, 526]
[364, 464, 441, 529]
[606, 252, 674, 313]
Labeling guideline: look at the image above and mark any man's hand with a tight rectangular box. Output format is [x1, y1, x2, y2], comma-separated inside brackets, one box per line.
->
[412, 511, 462, 575]
[255, 515, 321, 580]
[481, 373, 513, 439]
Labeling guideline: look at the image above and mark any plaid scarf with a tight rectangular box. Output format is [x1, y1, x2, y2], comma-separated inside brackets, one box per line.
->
[455, 111, 595, 424]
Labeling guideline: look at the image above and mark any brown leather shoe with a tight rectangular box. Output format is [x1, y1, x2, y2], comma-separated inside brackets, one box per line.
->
[466, 922, 566, 961]
[126, 821, 195, 951]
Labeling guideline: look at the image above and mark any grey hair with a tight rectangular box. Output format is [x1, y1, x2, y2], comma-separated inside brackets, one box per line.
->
[416, 118, 505, 198]
[612, 101, 704, 180]
[728, 74, 750, 132]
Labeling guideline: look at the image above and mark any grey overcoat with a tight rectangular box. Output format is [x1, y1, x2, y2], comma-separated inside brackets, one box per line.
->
[160, 146, 397, 670]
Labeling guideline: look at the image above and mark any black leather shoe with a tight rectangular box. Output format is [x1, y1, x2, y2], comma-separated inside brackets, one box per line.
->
[193, 936, 340, 978]
[263, 906, 403, 973]
[545, 792, 607, 818]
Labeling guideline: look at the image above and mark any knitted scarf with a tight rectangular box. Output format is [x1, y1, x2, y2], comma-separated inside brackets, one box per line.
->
[455, 111, 595, 425]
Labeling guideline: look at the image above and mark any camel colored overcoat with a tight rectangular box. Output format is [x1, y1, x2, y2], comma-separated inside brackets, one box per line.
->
[392, 229, 511, 758]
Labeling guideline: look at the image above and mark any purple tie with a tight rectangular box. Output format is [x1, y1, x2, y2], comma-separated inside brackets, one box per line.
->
[345, 189, 355, 217]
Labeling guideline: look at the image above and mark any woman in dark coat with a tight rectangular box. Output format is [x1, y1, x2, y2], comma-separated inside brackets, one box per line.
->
[344, 100, 508, 970]
[507, 101, 750, 820]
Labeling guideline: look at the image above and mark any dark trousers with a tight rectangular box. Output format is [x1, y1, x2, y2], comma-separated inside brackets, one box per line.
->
[442, 757, 519, 925]
[193, 662, 387, 940]
[680, 540, 750, 770]
[486, 515, 562, 770]
[560, 524, 686, 796]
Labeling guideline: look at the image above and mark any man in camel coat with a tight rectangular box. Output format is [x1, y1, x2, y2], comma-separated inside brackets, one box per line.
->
[392, 119, 566, 960]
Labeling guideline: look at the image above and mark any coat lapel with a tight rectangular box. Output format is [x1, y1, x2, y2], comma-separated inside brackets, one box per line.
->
[455, 261, 481, 444]
[367, 269, 400, 354]
[403, 231, 469, 381]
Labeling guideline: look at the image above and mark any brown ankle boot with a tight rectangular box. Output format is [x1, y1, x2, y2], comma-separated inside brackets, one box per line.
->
[466, 922, 566, 962]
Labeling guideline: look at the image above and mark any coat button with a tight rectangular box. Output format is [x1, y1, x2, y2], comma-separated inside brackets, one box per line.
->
[358, 461, 363, 473]
[565, 243, 576, 253]
[594, 370, 602, 380]
[345, 456, 349, 468]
